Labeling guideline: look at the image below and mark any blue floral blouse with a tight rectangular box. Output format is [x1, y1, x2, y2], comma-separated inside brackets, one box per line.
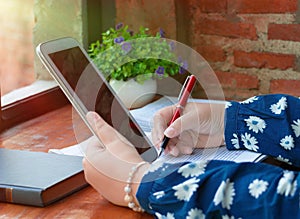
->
[136, 94, 300, 219]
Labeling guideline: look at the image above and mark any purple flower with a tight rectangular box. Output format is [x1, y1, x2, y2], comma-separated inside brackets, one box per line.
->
[122, 42, 132, 54]
[169, 41, 175, 51]
[178, 56, 183, 63]
[114, 36, 124, 44]
[179, 67, 185, 74]
[159, 28, 165, 38]
[179, 60, 188, 74]
[115, 23, 123, 30]
[181, 60, 188, 69]
[155, 66, 165, 75]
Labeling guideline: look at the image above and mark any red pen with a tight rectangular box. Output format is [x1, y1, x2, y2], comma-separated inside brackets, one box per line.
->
[159, 75, 197, 156]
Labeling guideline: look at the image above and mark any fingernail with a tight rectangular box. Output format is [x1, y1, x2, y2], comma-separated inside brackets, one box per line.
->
[164, 127, 175, 137]
[183, 147, 193, 155]
[86, 112, 98, 124]
[170, 147, 179, 157]
[86, 112, 94, 122]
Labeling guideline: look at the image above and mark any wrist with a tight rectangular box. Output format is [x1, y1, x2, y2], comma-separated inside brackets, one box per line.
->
[124, 162, 150, 211]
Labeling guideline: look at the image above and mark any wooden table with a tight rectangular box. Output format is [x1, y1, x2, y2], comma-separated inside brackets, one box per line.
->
[0, 104, 153, 219]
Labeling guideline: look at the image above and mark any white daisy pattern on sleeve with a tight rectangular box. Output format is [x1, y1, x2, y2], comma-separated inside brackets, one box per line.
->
[172, 177, 200, 201]
[241, 133, 259, 152]
[213, 178, 235, 210]
[225, 102, 232, 109]
[277, 171, 297, 197]
[270, 97, 287, 114]
[186, 208, 205, 219]
[231, 133, 240, 149]
[276, 155, 292, 165]
[178, 161, 207, 178]
[291, 119, 300, 137]
[240, 96, 258, 104]
[280, 135, 294, 150]
[155, 212, 175, 219]
[248, 179, 269, 199]
[222, 215, 242, 219]
[244, 116, 266, 133]
[153, 191, 165, 199]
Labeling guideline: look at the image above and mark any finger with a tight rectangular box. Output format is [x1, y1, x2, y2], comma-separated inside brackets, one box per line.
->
[168, 144, 180, 157]
[86, 111, 142, 163]
[176, 142, 194, 155]
[195, 134, 225, 149]
[161, 138, 179, 156]
[86, 111, 111, 145]
[86, 111, 131, 146]
[164, 114, 198, 138]
[175, 132, 197, 155]
[165, 137, 193, 157]
[164, 104, 200, 138]
[152, 105, 176, 147]
[154, 105, 176, 124]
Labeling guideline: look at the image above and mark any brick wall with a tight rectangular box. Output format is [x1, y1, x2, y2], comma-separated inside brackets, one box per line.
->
[189, 0, 300, 100]
[116, 0, 300, 100]
[2, 1, 299, 100]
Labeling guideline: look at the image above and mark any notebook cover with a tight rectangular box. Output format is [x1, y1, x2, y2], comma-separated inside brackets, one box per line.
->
[0, 148, 88, 207]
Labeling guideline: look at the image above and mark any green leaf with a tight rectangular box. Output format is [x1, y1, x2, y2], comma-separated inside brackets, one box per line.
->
[88, 23, 186, 81]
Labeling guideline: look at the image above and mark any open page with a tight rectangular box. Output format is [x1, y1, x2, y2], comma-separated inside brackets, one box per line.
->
[130, 96, 229, 133]
[130, 96, 177, 132]
[157, 146, 265, 164]
[50, 96, 265, 163]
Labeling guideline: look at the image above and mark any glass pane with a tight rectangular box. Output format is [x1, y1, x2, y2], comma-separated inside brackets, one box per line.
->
[0, 0, 35, 97]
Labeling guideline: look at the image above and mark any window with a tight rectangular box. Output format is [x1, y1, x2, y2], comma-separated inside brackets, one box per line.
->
[0, 0, 35, 97]
[0, 0, 115, 130]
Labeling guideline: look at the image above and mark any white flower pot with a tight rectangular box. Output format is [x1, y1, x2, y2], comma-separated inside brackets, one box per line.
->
[109, 78, 157, 109]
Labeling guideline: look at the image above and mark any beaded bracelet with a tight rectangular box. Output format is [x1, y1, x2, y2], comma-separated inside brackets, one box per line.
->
[124, 161, 148, 212]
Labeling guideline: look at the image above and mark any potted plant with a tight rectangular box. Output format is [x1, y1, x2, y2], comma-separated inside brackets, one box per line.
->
[88, 23, 186, 108]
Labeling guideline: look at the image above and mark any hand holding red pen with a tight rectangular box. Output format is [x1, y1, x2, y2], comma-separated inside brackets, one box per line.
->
[152, 75, 226, 157]
[158, 75, 197, 156]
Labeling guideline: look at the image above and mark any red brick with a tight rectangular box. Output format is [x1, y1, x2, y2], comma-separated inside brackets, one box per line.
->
[268, 24, 300, 42]
[234, 51, 296, 70]
[235, 90, 260, 100]
[270, 80, 300, 96]
[196, 45, 226, 62]
[197, 0, 227, 13]
[230, 0, 297, 14]
[222, 90, 236, 100]
[197, 18, 257, 40]
[216, 71, 259, 89]
[218, 87, 259, 101]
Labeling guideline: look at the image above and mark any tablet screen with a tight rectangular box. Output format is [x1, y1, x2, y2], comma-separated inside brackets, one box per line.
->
[48, 46, 154, 155]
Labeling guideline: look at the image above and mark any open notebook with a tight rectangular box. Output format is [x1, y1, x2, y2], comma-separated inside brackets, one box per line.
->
[49, 96, 266, 163]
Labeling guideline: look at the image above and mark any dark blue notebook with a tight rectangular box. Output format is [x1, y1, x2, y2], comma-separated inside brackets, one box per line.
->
[0, 148, 88, 207]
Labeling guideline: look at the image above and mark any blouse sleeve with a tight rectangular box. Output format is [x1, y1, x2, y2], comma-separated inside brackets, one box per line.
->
[136, 94, 300, 218]
[225, 94, 300, 167]
[136, 160, 300, 218]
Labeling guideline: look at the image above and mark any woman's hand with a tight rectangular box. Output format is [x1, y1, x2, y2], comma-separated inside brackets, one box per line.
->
[83, 112, 149, 206]
[152, 102, 226, 156]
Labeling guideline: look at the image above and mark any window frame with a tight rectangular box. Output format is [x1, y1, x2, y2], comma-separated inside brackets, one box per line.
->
[0, 87, 68, 131]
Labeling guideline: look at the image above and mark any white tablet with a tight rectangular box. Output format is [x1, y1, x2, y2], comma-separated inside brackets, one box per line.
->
[36, 37, 158, 162]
